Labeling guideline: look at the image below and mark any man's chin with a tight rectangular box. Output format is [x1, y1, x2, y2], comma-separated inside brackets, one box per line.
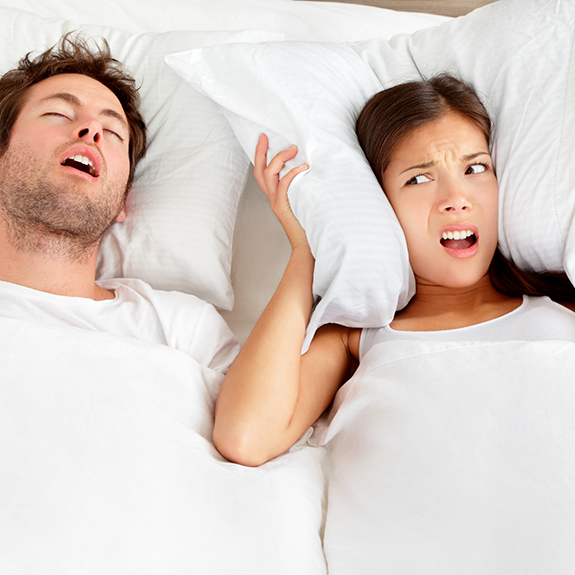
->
[0, 142, 128, 259]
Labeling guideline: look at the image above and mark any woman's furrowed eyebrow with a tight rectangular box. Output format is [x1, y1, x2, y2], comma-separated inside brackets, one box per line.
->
[462, 151, 490, 161]
[400, 161, 435, 175]
[399, 151, 490, 175]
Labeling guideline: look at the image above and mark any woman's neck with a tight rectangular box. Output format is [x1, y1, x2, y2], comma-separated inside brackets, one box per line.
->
[391, 274, 523, 332]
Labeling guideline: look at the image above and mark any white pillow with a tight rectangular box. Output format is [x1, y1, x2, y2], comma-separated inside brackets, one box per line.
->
[0, 0, 447, 41]
[166, 44, 415, 348]
[0, 7, 280, 309]
[167, 0, 575, 341]
[352, 0, 575, 277]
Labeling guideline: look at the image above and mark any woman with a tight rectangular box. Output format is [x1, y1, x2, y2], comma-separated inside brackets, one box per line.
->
[213, 74, 575, 466]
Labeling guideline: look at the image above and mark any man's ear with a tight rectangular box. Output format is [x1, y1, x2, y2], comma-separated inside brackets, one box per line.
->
[115, 205, 127, 223]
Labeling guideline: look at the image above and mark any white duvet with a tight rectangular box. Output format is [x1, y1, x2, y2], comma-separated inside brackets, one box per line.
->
[312, 339, 575, 574]
[4, 319, 575, 573]
[0, 317, 327, 575]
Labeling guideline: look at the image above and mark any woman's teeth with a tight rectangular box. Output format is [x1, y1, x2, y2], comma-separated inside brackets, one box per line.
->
[442, 229, 474, 241]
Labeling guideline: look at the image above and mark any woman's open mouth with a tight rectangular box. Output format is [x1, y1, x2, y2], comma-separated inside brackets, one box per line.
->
[440, 229, 478, 258]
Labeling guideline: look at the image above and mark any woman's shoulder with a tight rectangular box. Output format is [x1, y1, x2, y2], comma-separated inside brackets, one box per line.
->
[526, 294, 575, 314]
[555, 300, 575, 314]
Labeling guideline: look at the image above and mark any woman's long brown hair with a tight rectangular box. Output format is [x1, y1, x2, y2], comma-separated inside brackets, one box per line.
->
[356, 73, 575, 304]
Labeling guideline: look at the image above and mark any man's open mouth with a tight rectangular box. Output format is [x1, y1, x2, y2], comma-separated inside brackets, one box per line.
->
[61, 154, 97, 177]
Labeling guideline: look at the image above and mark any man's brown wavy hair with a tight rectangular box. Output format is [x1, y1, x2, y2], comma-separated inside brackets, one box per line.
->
[0, 32, 147, 189]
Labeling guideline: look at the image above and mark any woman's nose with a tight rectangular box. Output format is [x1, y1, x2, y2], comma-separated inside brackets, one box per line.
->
[437, 182, 471, 213]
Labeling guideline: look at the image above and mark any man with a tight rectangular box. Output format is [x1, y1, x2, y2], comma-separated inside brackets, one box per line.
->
[0, 33, 238, 366]
[0, 32, 240, 571]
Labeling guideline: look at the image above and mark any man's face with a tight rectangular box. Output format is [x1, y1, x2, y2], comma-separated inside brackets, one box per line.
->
[0, 73, 131, 252]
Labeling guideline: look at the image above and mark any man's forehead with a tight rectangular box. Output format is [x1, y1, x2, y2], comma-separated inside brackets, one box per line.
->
[25, 73, 127, 121]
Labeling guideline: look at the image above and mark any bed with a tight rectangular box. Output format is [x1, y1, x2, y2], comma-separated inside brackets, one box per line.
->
[1, 0, 574, 573]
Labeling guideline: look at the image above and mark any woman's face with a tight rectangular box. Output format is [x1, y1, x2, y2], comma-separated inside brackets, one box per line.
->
[382, 112, 499, 291]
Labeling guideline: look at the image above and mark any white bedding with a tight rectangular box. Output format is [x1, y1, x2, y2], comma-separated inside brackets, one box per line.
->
[312, 339, 575, 574]
[4, 321, 573, 573]
[0, 0, 446, 344]
[3, 0, 446, 40]
[0, 317, 327, 574]
[2, 0, 573, 571]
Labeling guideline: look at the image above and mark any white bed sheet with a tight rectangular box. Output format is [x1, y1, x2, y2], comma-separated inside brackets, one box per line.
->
[312, 339, 575, 574]
[0, 317, 327, 574]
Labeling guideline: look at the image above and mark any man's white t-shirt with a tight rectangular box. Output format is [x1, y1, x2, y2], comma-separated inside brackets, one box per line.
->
[0, 277, 239, 374]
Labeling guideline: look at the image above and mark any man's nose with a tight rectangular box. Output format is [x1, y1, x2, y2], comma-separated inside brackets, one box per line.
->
[76, 120, 102, 143]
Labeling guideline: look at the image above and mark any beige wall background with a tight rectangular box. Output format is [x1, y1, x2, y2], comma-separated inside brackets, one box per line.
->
[302, 0, 498, 17]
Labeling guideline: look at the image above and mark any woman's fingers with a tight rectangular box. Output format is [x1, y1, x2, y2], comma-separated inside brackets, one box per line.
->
[253, 133, 269, 186]
[277, 162, 308, 196]
[254, 134, 302, 198]
[253, 134, 309, 248]
[265, 145, 298, 176]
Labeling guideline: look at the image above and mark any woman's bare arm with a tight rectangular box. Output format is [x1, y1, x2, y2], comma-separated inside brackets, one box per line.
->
[213, 136, 358, 466]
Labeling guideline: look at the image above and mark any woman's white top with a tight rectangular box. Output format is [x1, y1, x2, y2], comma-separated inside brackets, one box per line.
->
[360, 295, 575, 361]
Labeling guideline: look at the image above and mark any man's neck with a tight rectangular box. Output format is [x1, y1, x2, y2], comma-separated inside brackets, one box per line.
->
[0, 224, 114, 301]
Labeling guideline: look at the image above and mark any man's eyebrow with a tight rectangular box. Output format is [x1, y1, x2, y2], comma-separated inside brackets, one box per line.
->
[37, 92, 128, 128]
[37, 92, 82, 107]
[99, 108, 128, 128]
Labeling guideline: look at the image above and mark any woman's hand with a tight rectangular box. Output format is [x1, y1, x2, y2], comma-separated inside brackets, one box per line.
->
[254, 134, 309, 250]
[214, 134, 358, 467]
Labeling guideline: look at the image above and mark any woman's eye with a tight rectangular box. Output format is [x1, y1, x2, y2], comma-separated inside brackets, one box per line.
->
[465, 163, 487, 175]
[406, 174, 430, 186]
